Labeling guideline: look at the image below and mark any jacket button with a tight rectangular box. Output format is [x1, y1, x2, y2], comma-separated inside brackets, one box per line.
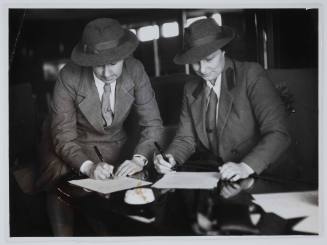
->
[231, 149, 239, 155]
[206, 128, 213, 133]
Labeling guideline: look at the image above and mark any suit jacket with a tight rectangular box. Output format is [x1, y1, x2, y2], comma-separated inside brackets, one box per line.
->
[37, 57, 163, 189]
[166, 57, 291, 174]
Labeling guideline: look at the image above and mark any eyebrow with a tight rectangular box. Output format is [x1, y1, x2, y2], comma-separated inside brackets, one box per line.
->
[206, 54, 216, 59]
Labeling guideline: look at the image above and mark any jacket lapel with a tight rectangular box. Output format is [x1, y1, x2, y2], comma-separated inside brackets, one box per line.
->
[217, 57, 237, 138]
[112, 66, 135, 125]
[77, 68, 105, 133]
[188, 79, 210, 149]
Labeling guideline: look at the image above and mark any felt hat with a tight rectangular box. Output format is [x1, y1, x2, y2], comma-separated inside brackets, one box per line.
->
[71, 18, 139, 67]
[174, 18, 235, 64]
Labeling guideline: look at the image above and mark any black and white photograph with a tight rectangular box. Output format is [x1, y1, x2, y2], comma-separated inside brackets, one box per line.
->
[3, 0, 325, 243]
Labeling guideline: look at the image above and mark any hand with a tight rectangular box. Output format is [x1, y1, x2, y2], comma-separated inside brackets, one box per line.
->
[87, 162, 114, 180]
[219, 162, 254, 182]
[219, 177, 255, 199]
[220, 182, 242, 199]
[115, 157, 144, 177]
[153, 154, 176, 174]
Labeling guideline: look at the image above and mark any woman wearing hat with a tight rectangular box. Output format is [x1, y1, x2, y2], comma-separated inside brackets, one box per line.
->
[38, 18, 163, 235]
[154, 18, 290, 181]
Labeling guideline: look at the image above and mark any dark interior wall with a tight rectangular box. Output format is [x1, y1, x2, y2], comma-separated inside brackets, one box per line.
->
[9, 9, 185, 86]
[9, 8, 318, 88]
[254, 9, 318, 68]
[222, 10, 258, 62]
[266, 69, 318, 183]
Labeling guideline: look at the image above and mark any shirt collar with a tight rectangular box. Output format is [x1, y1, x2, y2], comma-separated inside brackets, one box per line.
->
[93, 72, 116, 88]
[205, 72, 222, 96]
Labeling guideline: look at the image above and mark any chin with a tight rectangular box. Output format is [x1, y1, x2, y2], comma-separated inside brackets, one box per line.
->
[103, 78, 116, 83]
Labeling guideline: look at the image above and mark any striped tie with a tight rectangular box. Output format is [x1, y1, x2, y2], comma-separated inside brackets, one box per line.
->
[101, 84, 113, 127]
[206, 88, 218, 155]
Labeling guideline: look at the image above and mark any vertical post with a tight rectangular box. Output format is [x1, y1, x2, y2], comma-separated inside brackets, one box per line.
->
[254, 13, 261, 64]
[181, 11, 190, 74]
[262, 29, 268, 70]
[153, 22, 160, 77]
[266, 11, 275, 69]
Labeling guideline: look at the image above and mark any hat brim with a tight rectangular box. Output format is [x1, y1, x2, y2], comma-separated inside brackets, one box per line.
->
[71, 30, 139, 67]
[174, 27, 235, 65]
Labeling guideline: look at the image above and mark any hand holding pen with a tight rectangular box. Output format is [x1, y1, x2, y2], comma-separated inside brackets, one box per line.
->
[153, 142, 177, 174]
[87, 146, 114, 180]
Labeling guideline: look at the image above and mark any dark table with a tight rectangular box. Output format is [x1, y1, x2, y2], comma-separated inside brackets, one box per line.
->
[57, 165, 318, 236]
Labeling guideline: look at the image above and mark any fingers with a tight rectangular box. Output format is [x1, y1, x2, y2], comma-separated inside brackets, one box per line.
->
[154, 154, 176, 174]
[220, 183, 241, 199]
[115, 160, 142, 177]
[92, 162, 114, 180]
[230, 174, 240, 182]
[219, 162, 240, 182]
[156, 155, 174, 168]
[166, 154, 176, 166]
[154, 163, 173, 174]
[116, 162, 134, 177]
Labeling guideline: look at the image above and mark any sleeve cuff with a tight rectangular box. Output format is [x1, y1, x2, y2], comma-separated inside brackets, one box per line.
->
[133, 154, 148, 166]
[240, 162, 255, 175]
[80, 160, 95, 175]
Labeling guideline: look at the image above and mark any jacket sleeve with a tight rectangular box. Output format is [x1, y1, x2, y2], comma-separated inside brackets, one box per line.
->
[50, 66, 89, 171]
[242, 63, 291, 174]
[165, 86, 197, 164]
[131, 60, 164, 160]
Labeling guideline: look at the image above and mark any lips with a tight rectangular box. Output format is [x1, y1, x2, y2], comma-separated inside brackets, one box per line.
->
[102, 76, 116, 82]
[200, 74, 210, 79]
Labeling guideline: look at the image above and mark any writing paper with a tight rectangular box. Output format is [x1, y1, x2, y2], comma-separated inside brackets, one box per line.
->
[68, 177, 152, 194]
[293, 212, 319, 234]
[253, 191, 318, 233]
[152, 172, 220, 189]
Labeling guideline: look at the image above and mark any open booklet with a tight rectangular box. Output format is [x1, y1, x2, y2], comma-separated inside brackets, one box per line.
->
[68, 177, 152, 194]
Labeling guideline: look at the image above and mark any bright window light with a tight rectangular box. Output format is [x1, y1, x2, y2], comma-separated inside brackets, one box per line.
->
[161, 22, 179, 38]
[138, 25, 159, 42]
[211, 13, 222, 26]
[129, 29, 136, 34]
[185, 16, 207, 27]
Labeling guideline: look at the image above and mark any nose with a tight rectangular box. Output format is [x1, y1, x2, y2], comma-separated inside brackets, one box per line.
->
[103, 65, 112, 77]
[199, 60, 206, 74]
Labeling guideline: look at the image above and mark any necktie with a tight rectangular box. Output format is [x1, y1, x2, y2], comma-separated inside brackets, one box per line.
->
[101, 83, 113, 127]
[206, 88, 218, 155]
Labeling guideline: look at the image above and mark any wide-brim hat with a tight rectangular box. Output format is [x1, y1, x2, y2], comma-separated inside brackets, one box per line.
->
[174, 18, 235, 65]
[71, 18, 139, 67]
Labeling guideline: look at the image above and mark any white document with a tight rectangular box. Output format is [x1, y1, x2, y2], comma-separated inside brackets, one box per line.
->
[68, 177, 152, 194]
[293, 212, 319, 234]
[152, 172, 220, 189]
[252, 191, 318, 233]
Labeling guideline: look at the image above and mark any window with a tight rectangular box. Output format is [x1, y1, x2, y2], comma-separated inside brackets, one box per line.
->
[138, 25, 159, 42]
[211, 13, 222, 26]
[161, 22, 179, 38]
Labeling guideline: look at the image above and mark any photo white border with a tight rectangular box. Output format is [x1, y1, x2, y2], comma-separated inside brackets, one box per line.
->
[1, 0, 326, 245]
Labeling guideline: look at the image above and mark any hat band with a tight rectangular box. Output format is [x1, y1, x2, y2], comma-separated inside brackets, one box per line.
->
[187, 34, 222, 48]
[83, 37, 123, 55]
